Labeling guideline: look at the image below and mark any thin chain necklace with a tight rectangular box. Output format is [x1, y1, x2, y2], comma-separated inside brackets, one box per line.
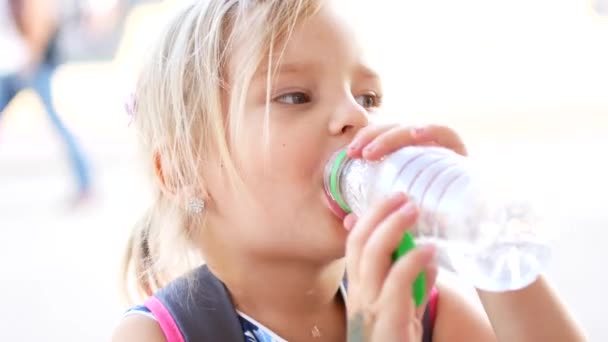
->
[311, 325, 322, 338]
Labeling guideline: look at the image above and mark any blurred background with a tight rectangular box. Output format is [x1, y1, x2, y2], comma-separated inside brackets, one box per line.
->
[0, 0, 606, 340]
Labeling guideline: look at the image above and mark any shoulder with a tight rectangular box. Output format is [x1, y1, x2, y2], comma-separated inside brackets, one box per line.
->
[111, 266, 203, 342]
[112, 313, 167, 342]
[432, 282, 497, 342]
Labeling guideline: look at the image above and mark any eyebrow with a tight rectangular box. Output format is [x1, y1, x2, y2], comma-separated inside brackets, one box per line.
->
[254, 61, 381, 83]
[255, 61, 320, 79]
[355, 65, 381, 81]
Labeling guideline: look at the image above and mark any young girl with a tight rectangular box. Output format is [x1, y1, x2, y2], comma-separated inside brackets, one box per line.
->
[113, 1, 585, 341]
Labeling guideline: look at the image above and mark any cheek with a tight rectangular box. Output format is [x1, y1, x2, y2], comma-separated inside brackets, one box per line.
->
[233, 143, 323, 221]
[238, 126, 322, 186]
[235, 107, 328, 205]
[276, 141, 322, 181]
[241, 141, 320, 191]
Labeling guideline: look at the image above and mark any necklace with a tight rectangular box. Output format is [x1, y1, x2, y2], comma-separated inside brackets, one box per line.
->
[311, 325, 322, 338]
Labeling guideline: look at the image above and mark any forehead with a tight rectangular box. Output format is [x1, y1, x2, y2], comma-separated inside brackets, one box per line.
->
[266, 2, 378, 75]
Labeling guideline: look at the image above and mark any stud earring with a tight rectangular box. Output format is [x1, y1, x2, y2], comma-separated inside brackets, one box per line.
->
[187, 198, 205, 214]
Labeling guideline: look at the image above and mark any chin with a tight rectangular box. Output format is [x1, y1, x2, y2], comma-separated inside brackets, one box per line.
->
[320, 199, 349, 254]
[314, 220, 349, 260]
[305, 244, 346, 263]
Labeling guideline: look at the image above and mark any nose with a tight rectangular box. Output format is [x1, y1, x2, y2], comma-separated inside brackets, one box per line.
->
[328, 97, 369, 138]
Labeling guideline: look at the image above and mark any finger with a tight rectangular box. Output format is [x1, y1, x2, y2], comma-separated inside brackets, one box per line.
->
[415, 263, 438, 319]
[377, 244, 436, 318]
[346, 192, 407, 283]
[360, 125, 417, 161]
[374, 298, 423, 342]
[411, 124, 468, 156]
[358, 202, 419, 304]
[347, 124, 397, 158]
[343, 213, 358, 231]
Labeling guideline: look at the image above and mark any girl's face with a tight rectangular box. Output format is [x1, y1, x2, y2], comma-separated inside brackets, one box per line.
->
[204, 2, 383, 263]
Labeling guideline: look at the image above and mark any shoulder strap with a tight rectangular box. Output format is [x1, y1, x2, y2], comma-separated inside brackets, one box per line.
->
[144, 265, 244, 342]
[422, 287, 439, 342]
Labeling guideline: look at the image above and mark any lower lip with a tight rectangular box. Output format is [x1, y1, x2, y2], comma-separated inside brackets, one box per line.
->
[324, 190, 348, 220]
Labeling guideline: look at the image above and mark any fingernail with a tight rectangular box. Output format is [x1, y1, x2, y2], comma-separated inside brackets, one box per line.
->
[412, 126, 426, 139]
[343, 214, 357, 231]
[391, 192, 407, 202]
[363, 143, 376, 155]
[401, 202, 417, 216]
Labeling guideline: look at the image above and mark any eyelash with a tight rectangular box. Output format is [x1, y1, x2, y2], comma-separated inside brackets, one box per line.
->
[355, 93, 383, 109]
[272, 91, 383, 110]
[274, 92, 311, 105]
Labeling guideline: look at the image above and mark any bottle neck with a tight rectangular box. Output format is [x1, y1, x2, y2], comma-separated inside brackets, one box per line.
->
[323, 149, 352, 216]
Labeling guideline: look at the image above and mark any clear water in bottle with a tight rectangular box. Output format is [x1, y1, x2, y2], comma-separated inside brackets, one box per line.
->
[324, 146, 551, 291]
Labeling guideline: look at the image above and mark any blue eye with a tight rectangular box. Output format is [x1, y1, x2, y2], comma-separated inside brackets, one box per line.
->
[355, 93, 382, 109]
[275, 92, 311, 105]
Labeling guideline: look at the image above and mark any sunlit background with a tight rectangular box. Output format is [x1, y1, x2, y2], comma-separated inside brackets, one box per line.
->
[0, 0, 607, 340]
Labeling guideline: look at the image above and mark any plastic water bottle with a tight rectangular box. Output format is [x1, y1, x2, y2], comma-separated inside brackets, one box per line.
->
[324, 146, 551, 293]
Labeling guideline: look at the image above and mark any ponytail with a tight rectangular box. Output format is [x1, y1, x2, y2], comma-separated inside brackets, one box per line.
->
[120, 191, 201, 305]
[120, 207, 162, 304]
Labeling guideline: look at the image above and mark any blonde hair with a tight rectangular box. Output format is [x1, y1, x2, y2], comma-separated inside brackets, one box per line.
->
[121, 0, 320, 304]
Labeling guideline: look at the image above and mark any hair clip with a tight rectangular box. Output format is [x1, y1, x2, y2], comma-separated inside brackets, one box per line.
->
[125, 92, 136, 126]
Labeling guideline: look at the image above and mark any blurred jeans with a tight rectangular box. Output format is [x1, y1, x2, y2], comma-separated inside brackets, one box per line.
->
[0, 64, 91, 194]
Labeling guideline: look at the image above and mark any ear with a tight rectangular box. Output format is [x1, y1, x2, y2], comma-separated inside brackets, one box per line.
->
[153, 150, 210, 204]
[153, 151, 176, 199]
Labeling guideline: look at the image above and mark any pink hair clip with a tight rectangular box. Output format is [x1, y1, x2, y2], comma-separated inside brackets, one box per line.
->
[125, 92, 137, 126]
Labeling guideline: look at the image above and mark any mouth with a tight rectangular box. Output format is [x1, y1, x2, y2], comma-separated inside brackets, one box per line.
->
[323, 186, 348, 220]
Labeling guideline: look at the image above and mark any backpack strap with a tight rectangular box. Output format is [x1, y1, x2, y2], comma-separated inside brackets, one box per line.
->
[422, 286, 439, 342]
[144, 265, 244, 342]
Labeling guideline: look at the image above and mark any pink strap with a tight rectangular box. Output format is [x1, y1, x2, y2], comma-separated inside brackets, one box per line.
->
[145, 296, 185, 342]
[428, 286, 439, 327]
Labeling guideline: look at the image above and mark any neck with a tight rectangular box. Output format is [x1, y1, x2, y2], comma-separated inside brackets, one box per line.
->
[208, 254, 347, 340]
[214, 255, 345, 314]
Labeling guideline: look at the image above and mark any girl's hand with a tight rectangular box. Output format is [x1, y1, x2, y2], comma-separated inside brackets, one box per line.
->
[344, 193, 438, 342]
[344, 124, 466, 341]
[347, 124, 468, 160]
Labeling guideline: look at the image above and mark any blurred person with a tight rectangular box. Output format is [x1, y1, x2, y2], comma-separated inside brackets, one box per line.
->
[111, 1, 586, 342]
[80, 0, 156, 34]
[80, 0, 127, 36]
[0, 0, 92, 203]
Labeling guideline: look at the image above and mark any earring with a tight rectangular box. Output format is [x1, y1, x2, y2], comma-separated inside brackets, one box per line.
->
[187, 198, 205, 214]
